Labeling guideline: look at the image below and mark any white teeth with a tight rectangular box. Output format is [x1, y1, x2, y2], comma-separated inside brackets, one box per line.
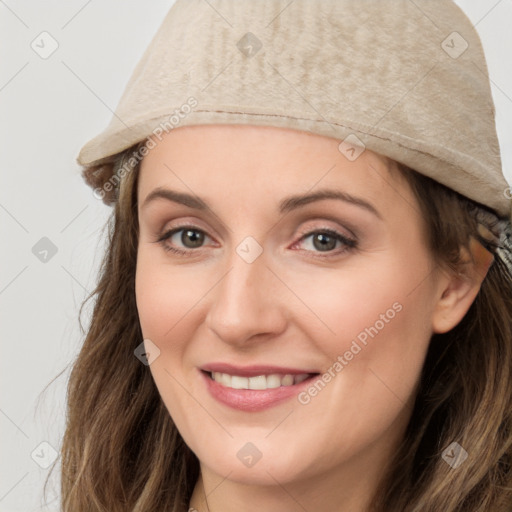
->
[266, 374, 282, 389]
[248, 375, 267, 390]
[231, 375, 249, 389]
[220, 372, 231, 387]
[281, 374, 294, 386]
[210, 372, 311, 389]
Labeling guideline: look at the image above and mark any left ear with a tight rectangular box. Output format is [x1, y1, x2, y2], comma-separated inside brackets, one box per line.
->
[431, 237, 495, 334]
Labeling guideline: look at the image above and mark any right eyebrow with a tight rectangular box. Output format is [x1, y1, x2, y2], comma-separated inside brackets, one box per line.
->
[140, 187, 209, 211]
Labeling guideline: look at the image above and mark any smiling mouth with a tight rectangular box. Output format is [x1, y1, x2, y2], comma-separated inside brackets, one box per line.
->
[203, 370, 319, 390]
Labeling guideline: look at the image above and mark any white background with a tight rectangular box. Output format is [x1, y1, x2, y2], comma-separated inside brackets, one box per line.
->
[1, 1, 511, 510]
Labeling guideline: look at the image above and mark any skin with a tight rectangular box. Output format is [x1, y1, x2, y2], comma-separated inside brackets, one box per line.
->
[135, 124, 489, 512]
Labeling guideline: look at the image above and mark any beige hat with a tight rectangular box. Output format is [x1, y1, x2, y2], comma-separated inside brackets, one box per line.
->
[77, 0, 512, 222]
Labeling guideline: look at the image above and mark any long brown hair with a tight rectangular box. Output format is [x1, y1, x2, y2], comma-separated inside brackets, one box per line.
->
[53, 144, 512, 511]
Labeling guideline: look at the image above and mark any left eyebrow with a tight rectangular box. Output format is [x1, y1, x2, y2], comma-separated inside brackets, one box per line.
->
[279, 188, 383, 220]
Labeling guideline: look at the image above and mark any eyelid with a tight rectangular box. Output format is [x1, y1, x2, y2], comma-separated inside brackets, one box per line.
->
[155, 225, 215, 248]
[291, 226, 358, 255]
[293, 215, 359, 241]
[152, 216, 217, 242]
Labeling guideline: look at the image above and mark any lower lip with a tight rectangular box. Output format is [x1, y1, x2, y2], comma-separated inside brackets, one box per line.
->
[200, 370, 317, 412]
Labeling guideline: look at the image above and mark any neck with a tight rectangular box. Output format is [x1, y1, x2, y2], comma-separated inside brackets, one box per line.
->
[189, 472, 208, 511]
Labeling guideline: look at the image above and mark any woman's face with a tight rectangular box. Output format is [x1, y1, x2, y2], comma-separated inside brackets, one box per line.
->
[135, 124, 446, 493]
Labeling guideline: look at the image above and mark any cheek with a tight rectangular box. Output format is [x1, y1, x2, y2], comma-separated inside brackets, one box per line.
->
[135, 254, 215, 445]
[273, 256, 435, 464]
[135, 254, 211, 342]
[134, 250, 224, 407]
[280, 250, 435, 410]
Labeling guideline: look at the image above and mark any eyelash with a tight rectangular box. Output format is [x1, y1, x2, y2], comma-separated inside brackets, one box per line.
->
[153, 225, 358, 259]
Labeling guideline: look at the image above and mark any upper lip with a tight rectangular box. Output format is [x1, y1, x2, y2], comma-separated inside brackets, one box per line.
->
[201, 363, 319, 377]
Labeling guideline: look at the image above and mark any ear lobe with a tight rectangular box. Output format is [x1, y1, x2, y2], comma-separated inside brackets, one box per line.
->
[431, 237, 494, 334]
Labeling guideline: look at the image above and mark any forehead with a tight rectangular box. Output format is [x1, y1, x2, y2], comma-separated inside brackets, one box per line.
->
[137, 124, 413, 217]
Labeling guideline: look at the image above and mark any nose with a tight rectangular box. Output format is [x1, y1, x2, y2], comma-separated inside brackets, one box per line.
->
[205, 246, 287, 347]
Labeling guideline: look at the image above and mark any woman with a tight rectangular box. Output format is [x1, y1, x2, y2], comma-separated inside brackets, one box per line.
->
[58, 1, 512, 510]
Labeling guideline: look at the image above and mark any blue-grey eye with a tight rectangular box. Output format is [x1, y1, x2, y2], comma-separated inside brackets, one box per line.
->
[310, 232, 338, 252]
[176, 229, 205, 248]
